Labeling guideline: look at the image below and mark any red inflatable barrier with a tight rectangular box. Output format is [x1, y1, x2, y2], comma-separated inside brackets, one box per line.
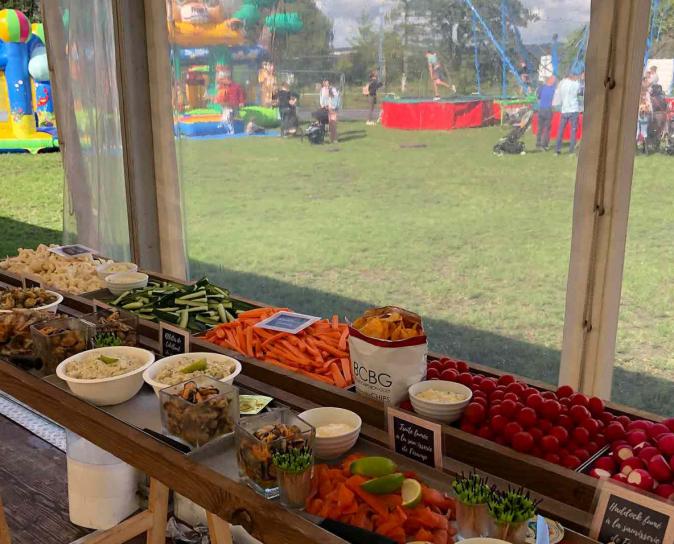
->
[382, 98, 494, 130]
[532, 111, 584, 142]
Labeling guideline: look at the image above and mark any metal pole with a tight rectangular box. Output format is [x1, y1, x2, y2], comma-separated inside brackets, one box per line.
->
[472, 12, 481, 95]
[501, 0, 507, 98]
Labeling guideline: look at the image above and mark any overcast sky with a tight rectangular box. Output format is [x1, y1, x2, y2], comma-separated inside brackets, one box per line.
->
[316, 0, 591, 48]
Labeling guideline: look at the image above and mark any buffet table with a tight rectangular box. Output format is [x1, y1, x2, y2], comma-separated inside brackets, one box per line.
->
[0, 264, 670, 544]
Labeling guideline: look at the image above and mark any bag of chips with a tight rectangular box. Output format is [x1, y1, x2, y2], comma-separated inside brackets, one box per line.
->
[348, 307, 427, 404]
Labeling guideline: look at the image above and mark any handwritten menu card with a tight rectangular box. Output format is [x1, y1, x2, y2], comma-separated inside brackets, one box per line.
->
[590, 481, 673, 544]
[160, 323, 190, 357]
[387, 407, 443, 469]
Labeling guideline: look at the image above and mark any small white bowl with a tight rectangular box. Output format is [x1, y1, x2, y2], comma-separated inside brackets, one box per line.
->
[409, 380, 472, 423]
[0, 290, 63, 314]
[96, 261, 138, 280]
[298, 407, 361, 459]
[143, 352, 242, 396]
[56, 346, 155, 406]
[105, 271, 149, 296]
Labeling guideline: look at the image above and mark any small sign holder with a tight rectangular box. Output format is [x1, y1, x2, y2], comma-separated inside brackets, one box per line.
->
[48, 244, 96, 258]
[159, 322, 190, 357]
[92, 299, 114, 313]
[22, 274, 43, 289]
[386, 406, 443, 469]
[590, 480, 673, 544]
[254, 310, 320, 334]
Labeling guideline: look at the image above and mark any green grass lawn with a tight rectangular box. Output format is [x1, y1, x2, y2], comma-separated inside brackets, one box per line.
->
[2, 125, 673, 415]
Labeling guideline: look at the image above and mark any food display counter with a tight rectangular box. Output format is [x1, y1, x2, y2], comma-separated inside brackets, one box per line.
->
[0, 256, 671, 544]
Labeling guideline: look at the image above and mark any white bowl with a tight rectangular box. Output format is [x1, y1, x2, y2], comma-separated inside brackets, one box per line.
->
[0, 289, 63, 314]
[56, 346, 155, 406]
[298, 407, 362, 460]
[96, 261, 138, 280]
[409, 380, 472, 423]
[105, 272, 149, 295]
[143, 352, 242, 396]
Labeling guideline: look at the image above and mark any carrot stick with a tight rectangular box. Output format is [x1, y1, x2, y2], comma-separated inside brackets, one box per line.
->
[331, 315, 339, 330]
[340, 358, 352, 384]
[298, 368, 335, 384]
[237, 308, 280, 319]
[330, 362, 347, 388]
[260, 331, 287, 348]
[314, 339, 348, 358]
[338, 327, 349, 351]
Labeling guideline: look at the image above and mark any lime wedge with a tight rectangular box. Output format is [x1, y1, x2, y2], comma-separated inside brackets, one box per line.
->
[360, 473, 404, 494]
[401, 478, 423, 508]
[350, 456, 398, 478]
[98, 355, 119, 365]
[180, 359, 207, 373]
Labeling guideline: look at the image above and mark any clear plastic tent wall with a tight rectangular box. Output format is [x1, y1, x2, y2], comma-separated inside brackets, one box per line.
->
[56, 0, 131, 261]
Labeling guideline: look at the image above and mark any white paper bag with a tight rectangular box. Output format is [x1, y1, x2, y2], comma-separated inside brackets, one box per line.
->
[349, 327, 427, 405]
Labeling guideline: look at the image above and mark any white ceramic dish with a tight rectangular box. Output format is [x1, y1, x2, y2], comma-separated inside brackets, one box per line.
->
[96, 261, 138, 280]
[0, 289, 63, 314]
[143, 352, 242, 396]
[298, 407, 361, 460]
[105, 272, 149, 296]
[408, 380, 472, 423]
[56, 346, 155, 406]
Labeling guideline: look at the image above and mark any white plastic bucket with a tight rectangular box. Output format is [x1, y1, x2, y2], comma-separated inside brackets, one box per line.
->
[66, 431, 140, 529]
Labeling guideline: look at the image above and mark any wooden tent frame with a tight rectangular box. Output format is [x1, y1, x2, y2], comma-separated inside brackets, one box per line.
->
[42, 0, 650, 406]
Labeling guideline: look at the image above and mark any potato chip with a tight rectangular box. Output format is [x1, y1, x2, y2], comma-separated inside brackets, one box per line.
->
[353, 306, 424, 341]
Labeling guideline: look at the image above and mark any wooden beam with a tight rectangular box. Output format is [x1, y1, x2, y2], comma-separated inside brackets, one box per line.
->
[560, 0, 650, 398]
[143, 0, 188, 280]
[70, 511, 152, 544]
[110, 0, 162, 271]
[0, 495, 10, 544]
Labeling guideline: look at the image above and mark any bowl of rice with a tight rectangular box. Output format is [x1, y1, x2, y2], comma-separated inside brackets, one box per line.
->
[56, 346, 155, 406]
[143, 352, 242, 396]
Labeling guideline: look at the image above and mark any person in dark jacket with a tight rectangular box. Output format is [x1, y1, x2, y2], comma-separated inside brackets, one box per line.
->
[273, 82, 299, 136]
[536, 75, 556, 150]
[366, 71, 383, 125]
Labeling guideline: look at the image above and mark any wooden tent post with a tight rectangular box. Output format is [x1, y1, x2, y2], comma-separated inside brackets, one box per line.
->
[560, 0, 650, 398]
[0, 496, 11, 544]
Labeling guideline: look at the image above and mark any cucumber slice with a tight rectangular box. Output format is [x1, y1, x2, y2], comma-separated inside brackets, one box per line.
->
[98, 355, 119, 365]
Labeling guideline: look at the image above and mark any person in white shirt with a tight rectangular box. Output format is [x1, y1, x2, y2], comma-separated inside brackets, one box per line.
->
[554, 72, 582, 154]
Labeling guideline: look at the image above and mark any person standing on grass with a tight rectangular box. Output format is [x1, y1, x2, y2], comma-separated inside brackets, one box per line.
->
[554, 72, 582, 155]
[366, 71, 383, 126]
[327, 85, 340, 143]
[536, 75, 556, 150]
[273, 82, 299, 136]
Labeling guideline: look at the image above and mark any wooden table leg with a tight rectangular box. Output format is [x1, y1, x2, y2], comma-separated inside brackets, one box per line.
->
[207, 512, 233, 544]
[0, 496, 11, 544]
[146, 478, 169, 544]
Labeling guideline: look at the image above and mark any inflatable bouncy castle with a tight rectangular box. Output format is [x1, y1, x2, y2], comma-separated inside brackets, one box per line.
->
[0, 9, 58, 153]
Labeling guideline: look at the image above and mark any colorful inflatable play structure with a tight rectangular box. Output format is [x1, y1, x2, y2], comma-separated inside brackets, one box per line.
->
[0, 9, 58, 153]
[168, 0, 304, 138]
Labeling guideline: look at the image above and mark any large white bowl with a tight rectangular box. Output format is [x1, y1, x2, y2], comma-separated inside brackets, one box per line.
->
[105, 272, 149, 296]
[409, 380, 472, 423]
[298, 407, 361, 460]
[56, 346, 155, 406]
[96, 261, 138, 280]
[0, 289, 63, 314]
[143, 352, 242, 396]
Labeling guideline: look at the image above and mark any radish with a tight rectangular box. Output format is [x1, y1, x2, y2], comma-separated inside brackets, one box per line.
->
[627, 420, 651, 431]
[615, 445, 634, 461]
[627, 468, 655, 490]
[589, 467, 612, 479]
[655, 483, 674, 500]
[594, 456, 616, 472]
[627, 429, 648, 447]
[662, 418, 674, 433]
[658, 433, 674, 456]
[611, 472, 628, 483]
[637, 446, 660, 463]
[620, 457, 645, 476]
[647, 423, 670, 439]
[648, 455, 673, 482]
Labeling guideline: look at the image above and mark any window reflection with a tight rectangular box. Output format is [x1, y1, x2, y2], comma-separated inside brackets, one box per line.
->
[167, 0, 589, 384]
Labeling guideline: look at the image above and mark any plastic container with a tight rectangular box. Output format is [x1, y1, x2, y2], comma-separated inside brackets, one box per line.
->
[160, 376, 239, 448]
[235, 408, 314, 499]
[30, 317, 90, 375]
[66, 431, 140, 530]
[80, 309, 138, 349]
